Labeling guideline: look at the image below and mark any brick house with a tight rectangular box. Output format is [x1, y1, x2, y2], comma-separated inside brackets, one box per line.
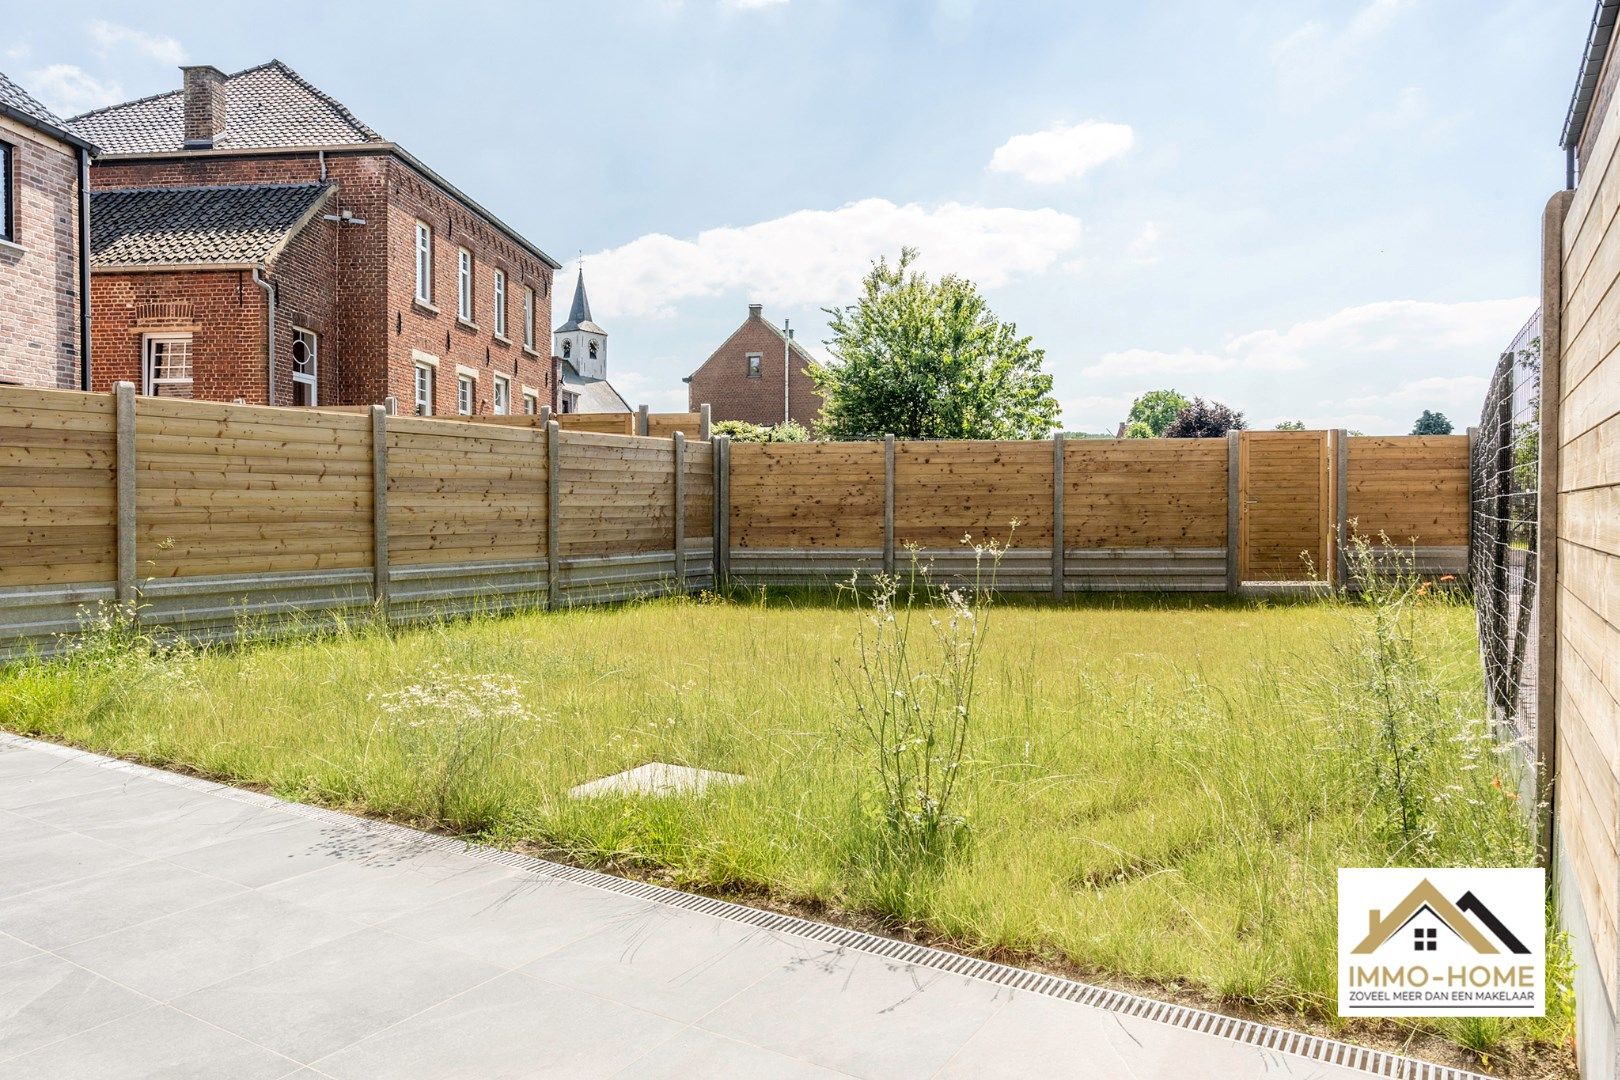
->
[685, 303, 822, 428]
[0, 70, 98, 389]
[70, 62, 560, 416]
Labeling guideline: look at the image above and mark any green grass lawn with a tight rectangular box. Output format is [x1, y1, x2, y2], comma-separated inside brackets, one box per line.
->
[0, 589, 1569, 1074]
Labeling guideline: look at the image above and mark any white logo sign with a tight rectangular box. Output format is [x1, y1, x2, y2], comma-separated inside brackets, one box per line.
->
[1338, 867, 1544, 1018]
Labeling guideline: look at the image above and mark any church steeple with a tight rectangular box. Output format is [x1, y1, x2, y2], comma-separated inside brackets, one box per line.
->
[554, 267, 607, 380]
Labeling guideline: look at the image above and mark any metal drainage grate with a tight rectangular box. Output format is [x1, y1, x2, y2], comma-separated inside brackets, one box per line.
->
[0, 733, 1489, 1080]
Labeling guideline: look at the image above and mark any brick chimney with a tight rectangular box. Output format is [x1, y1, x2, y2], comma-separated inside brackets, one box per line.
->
[181, 65, 228, 149]
[748, 303, 763, 319]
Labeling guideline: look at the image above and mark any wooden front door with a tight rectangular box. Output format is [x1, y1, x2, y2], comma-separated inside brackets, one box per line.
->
[1238, 431, 1331, 582]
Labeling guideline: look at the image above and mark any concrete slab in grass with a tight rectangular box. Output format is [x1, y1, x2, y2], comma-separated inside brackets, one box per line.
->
[569, 762, 745, 799]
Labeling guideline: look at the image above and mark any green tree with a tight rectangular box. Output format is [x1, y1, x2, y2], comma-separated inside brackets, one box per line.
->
[1163, 398, 1246, 438]
[811, 249, 1060, 440]
[1126, 389, 1189, 436]
[1275, 420, 1305, 431]
[1411, 410, 1453, 435]
[1123, 420, 1154, 438]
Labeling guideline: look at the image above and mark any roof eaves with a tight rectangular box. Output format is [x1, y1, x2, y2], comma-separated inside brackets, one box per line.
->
[91, 261, 262, 273]
[1563, 0, 1620, 149]
[0, 101, 99, 153]
[390, 144, 562, 270]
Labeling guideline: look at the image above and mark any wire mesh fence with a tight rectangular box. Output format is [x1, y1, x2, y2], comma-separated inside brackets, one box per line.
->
[1469, 309, 1541, 767]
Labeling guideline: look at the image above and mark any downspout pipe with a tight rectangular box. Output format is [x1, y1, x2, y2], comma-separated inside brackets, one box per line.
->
[251, 268, 276, 404]
[77, 146, 92, 390]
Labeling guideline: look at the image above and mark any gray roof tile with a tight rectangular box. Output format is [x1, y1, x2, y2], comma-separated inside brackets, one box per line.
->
[90, 183, 332, 268]
[0, 69, 97, 149]
[69, 61, 379, 154]
[561, 361, 630, 413]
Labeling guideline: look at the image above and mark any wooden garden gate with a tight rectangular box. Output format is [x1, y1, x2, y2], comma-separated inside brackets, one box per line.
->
[1235, 430, 1333, 582]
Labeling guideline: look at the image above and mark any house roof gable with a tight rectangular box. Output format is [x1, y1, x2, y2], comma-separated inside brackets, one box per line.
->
[89, 182, 334, 269]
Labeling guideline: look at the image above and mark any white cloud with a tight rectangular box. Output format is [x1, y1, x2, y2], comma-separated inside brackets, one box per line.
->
[1126, 221, 1162, 265]
[987, 120, 1134, 184]
[722, 0, 788, 8]
[1085, 347, 1254, 378]
[1271, 0, 1412, 98]
[87, 20, 186, 65]
[573, 198, 1083, 319]
[1341, 374, 1488, 409]
[24, 65, 124, 116]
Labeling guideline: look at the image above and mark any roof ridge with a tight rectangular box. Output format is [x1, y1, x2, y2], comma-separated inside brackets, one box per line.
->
[66, 82, 180, 124]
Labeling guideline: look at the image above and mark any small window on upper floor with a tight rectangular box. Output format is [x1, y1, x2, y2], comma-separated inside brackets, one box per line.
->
[414, 221, 433, 304]
[522, 287, 535, 349]
[746, 353, 762, 378]
[457, 372, 475, 415]
[493, 270, 507, 338]
[588, 340, 598, 361]
[493, 374, 510, 415]
[523, 391, 539, 415]
[458, 248, 474, 322]
[0, 141, 13, 244]
[562, 339, 572, 360]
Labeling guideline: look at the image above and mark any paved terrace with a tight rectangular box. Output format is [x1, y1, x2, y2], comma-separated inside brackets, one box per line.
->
[0, 734, 1478, 1079]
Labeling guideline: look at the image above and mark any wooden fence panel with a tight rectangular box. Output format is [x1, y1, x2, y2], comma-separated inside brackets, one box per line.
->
[386, 417, 547, 567]
[1346, 435, 1470, 546]
[1063, 438, 1226, 549]
[683, 440, 714, 542]
[730, 442, 885, 549]
[557, 431, 675, 556]
[647, 413, 704, 440]
[0, 387, 117, 587]
[135, 398, 373, 578]
[894, 440, 1052, 549]
[557, 412, 634, 435]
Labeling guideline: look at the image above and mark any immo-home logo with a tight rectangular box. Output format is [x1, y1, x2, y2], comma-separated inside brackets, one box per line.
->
[1338, 868, 1544, 1018]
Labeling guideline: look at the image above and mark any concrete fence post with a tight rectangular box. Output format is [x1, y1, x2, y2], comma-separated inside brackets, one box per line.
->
[636, 404, 650, 437]
[672, 431, 686, 593]
[1334, 429, 1349, 588]
[1052, 431, 1066, 600]
[546, 420, 561, 609]
[883, 435, 896, 577]
[1226, 430, 1242, 594]
[114, 381, 137, 608]
[382, 396, 398, 416]
[699, 403, 711, 441]
[539, 405, 552, 428]
[714, 436, 731, 588]
[371, 405, 390, 614]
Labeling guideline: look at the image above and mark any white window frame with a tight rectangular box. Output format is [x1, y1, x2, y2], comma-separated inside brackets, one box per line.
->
[457, 248, 474, 322]
[492, 374, 510, 415]
[142, 333, 194, 397]
[522, 286, 535, 349]
[522, 389, 539, 415]
[291, 326, 318, 407]
[457, 371, 476, 415]
[414, 361, 435, 416]
[560, 390, 578, 414]
[493, 270, 507, 338]
[414, 221, 433, 304]
[746, 352, 762, 378]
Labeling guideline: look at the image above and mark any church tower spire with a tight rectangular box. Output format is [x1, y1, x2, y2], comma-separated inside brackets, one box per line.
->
[554, 268, 607, 380]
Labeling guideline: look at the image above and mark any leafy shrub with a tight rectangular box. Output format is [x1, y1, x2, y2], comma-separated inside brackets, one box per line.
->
[1164, 397, 1247, 438]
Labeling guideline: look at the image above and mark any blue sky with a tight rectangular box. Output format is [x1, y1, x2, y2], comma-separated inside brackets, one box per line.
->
[5, 0, 1591, 432]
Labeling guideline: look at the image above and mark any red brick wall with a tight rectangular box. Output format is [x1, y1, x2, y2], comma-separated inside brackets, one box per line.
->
[91, 270, 269, 400]
[688, 310, 823, 428]
[88, 148, 554, 413]
[0, 117, 82, 388]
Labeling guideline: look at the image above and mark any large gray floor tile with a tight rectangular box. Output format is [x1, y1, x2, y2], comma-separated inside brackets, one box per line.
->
[0, 935, 37, 968]
[0, 816, 145, 901]
[521, 905, 810, 1023]
[260, 842, 518, 924]
[312, 971, 683, 1079]
[0, 860, 246, 950]
[699, 949, 1007, 1080]
[0, 761, 151, 811]
[613, 1027, 847, 1079]
[380, 873, 655, 969]
[58, 891, 364, 1002]
[0, 1004, 296, 1079]
[172, 926, 501, 1063]
[13, 782, 288, 857]
[168, 818, 412, 888]
[0, 952, 150, 1061]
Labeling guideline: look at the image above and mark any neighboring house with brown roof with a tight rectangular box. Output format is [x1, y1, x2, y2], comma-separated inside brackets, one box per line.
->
[0, 70, 98, 390]
[685, 303, 822, 428]
[71, 62, 560, 416]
